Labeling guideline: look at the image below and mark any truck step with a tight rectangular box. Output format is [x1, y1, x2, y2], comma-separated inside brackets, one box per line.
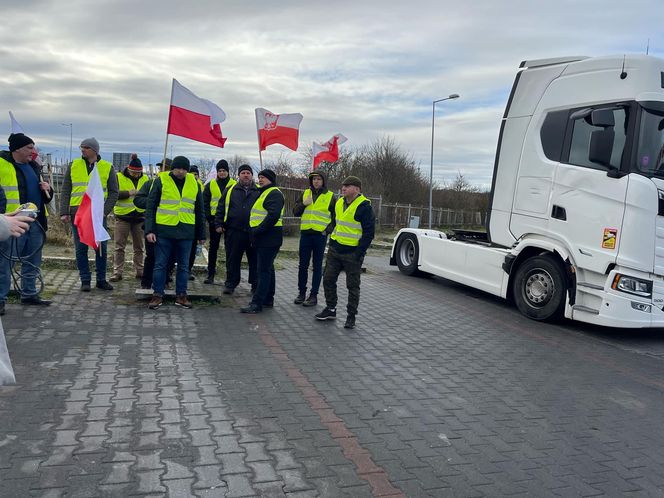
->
[572, 305, 600, 315]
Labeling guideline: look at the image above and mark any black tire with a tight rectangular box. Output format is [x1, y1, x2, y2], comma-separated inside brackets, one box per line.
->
[395, 233, 421, 276]
[512, 255, 567, 321]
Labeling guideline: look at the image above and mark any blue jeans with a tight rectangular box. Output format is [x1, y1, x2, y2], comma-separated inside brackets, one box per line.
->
[153, 237, 193, 296]
[72, 222, 108, 283]
[252, 246, 279, 308]
[297, 232, 327, 295]
[0, 223, 45, 302]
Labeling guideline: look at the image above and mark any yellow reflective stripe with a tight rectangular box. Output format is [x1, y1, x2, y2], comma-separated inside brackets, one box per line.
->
[181, 197, 196, 204]
[157, 208, 179, 215]
[71, 192, 84, 197]
[72, 182, 87, 187]
[2, 186, 18, 192]
[180, 208, 195, 214]
[160, 199, 179, 205]
[301, 219, 328, 227]
[336, 220, 361, 229]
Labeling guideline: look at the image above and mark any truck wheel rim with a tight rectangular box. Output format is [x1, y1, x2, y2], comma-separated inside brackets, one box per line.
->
[524, 269, 555, 307]
[399, 239, 415, 266]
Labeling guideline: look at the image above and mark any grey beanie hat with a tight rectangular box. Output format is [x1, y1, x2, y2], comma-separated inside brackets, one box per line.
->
[80, 137, 100, 153]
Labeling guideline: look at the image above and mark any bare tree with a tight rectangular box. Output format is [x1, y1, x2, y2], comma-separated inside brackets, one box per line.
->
[227, 154, 251, 176]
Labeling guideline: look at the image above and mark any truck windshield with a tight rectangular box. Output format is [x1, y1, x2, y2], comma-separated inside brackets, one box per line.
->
[635, 104, 664, 178]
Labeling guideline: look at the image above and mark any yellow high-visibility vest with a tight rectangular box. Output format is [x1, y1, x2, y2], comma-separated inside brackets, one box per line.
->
[155, 172, 198, 226]
[210, 178, 237, 216]
[330, 194, 370, 247]
[114, 173, 148, 215]
[69, 158, 112, 207]
[300, 189, 333, 232]
[249, 187, 284, 227]
[0, 157, 20, 212]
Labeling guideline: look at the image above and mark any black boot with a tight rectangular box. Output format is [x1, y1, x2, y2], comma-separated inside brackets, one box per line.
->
[344, 315, 356, 329]
[294, 292, 306, 305]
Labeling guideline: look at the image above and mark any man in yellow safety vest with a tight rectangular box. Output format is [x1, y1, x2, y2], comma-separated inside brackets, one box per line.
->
[315, 176, 375, 329]
[59, 137, 119, 292]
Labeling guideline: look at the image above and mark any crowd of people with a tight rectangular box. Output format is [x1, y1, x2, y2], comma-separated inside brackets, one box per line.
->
[0, 134, 375, 329]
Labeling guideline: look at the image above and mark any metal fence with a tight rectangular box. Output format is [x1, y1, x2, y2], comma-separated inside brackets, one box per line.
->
[46, 168, 485, 230]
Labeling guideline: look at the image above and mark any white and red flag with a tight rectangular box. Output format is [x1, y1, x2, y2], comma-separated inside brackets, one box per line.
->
[167, 79, 227, 148]
[313, 134, 348, 169]
[255, 108, 303, 151]
[74, 166, 110, 250]
[8, 111, 40, 162]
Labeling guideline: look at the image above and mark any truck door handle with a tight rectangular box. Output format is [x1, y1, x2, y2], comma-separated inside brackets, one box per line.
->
[551, 205, 567, 221]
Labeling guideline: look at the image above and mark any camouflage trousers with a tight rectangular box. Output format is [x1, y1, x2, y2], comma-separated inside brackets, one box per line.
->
[322, 248, 363, 316]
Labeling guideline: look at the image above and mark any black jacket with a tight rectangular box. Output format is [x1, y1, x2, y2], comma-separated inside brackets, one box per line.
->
[329, 197, 375, 257]
[214, 181, 260, 232]
[251, 184, 284, 248]
[0, 150, 54, 231]
[133, 177, 153, 211]
[203, 176, 233, 221]
[293, 171, 336, 236]
[145, 173, 206, 241]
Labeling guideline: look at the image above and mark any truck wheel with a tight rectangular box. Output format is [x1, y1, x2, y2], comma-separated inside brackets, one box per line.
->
[396, 233, 421, 276]
[512, 255, 566, 321]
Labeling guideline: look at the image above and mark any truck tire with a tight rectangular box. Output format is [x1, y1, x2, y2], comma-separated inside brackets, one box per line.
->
[512, 255, 566, 321]
[395, 233, 421, 276]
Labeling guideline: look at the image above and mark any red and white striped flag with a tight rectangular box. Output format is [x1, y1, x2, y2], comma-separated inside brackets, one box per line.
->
[167, 79, 227, 148]
[255, 108, 303, 151]
[313, 134, 347, 169]
[74, 166, 110, 250]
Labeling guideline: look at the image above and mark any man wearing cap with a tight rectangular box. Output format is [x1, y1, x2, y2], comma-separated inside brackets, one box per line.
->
[240, 169, 284, 314]
[144, 156, 205, 309]
[60, 137, 119, 292]
[214, 164, 259, 295]
[292, 171, 336, 307]
[315, 176, 375, 329]
[110, 154, 148, 282]
[0, 133, 54, 315]
[203, 159, 236, 284]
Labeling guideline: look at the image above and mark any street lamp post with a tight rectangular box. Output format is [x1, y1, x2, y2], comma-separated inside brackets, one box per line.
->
[429, 94, 459, 228]
[61, 123, 73, 165]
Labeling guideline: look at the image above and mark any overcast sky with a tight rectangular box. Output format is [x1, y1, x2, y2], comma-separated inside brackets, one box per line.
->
[2, 0, 663, 188]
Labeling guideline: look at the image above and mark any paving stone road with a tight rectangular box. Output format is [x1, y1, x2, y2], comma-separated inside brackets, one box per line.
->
[2, 256, 664, 497]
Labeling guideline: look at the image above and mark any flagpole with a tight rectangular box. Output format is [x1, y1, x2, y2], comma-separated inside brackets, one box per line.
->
[255, 108, 264, 169]
[161, 79, 176, 173]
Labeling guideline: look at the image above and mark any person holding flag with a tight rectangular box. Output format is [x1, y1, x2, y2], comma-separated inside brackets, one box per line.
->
[0, 133, 54, 316]
[60, 138, 118, 292]
[292, 171, 336, 307]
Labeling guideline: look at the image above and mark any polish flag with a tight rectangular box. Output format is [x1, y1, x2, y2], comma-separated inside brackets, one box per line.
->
[313, 134, 348, 169]
[74, 166, 110, 250]
[255, 108, 303, 151]
[167, 79, 227, 148]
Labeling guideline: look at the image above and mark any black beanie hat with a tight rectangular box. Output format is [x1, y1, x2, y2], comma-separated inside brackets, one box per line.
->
[128, 153, 143, 171]
[238, 164, 253, 175]
[216, 159, 229, 172]
[8, 133, 34, 152]
[258, 169, 277, 184]
[171, 156, 190, 171]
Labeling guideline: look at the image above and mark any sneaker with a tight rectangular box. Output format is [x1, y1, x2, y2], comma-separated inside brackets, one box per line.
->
[344, 315, 356, 329]
[81, 282, 91, 292]
[222, 286, 234, 295]
[203, 276, 215, 284]
[240, 302, 262, 314]
[96, 281, 114, 291]
[302, 294, 317, 307]
[109, 274, 122, 282]
[315, 307, 336, 321]
[175, 294, 193, 308]
[294, 293, 305, 305]
[148, 295, 163, 309]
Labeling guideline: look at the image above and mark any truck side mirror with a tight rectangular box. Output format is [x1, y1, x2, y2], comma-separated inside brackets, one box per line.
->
[589, 128, 614, 167]
[590, 109, 615, 127]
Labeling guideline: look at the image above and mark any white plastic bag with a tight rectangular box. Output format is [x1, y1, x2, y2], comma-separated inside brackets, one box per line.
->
[0, 318, 15, 385]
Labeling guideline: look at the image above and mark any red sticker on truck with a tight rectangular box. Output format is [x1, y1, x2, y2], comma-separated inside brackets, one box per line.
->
[602, 228, 617, 249]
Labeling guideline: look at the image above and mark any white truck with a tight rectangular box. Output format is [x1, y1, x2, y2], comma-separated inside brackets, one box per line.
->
[391, 54, 664, 328]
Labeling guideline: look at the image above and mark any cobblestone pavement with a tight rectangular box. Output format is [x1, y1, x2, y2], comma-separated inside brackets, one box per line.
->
[2, 256, 664, 497]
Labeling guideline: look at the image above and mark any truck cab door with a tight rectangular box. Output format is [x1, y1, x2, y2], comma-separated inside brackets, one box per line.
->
[549, 104, 633, 274]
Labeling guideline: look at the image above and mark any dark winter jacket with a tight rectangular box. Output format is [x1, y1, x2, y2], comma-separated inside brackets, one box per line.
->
[0, 150, 54, 231]
[214, 181, 260, 232]
[144, 173, 206, 241]
[203, 176, 233, 221]
[132, 177, 153, 211]
[251, 183, 284, 248]
[329, 196, 375, 258]
[292, 171, 336, 236]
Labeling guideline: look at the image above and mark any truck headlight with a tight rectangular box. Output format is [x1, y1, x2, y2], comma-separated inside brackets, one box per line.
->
[611, 274, 652, 298]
